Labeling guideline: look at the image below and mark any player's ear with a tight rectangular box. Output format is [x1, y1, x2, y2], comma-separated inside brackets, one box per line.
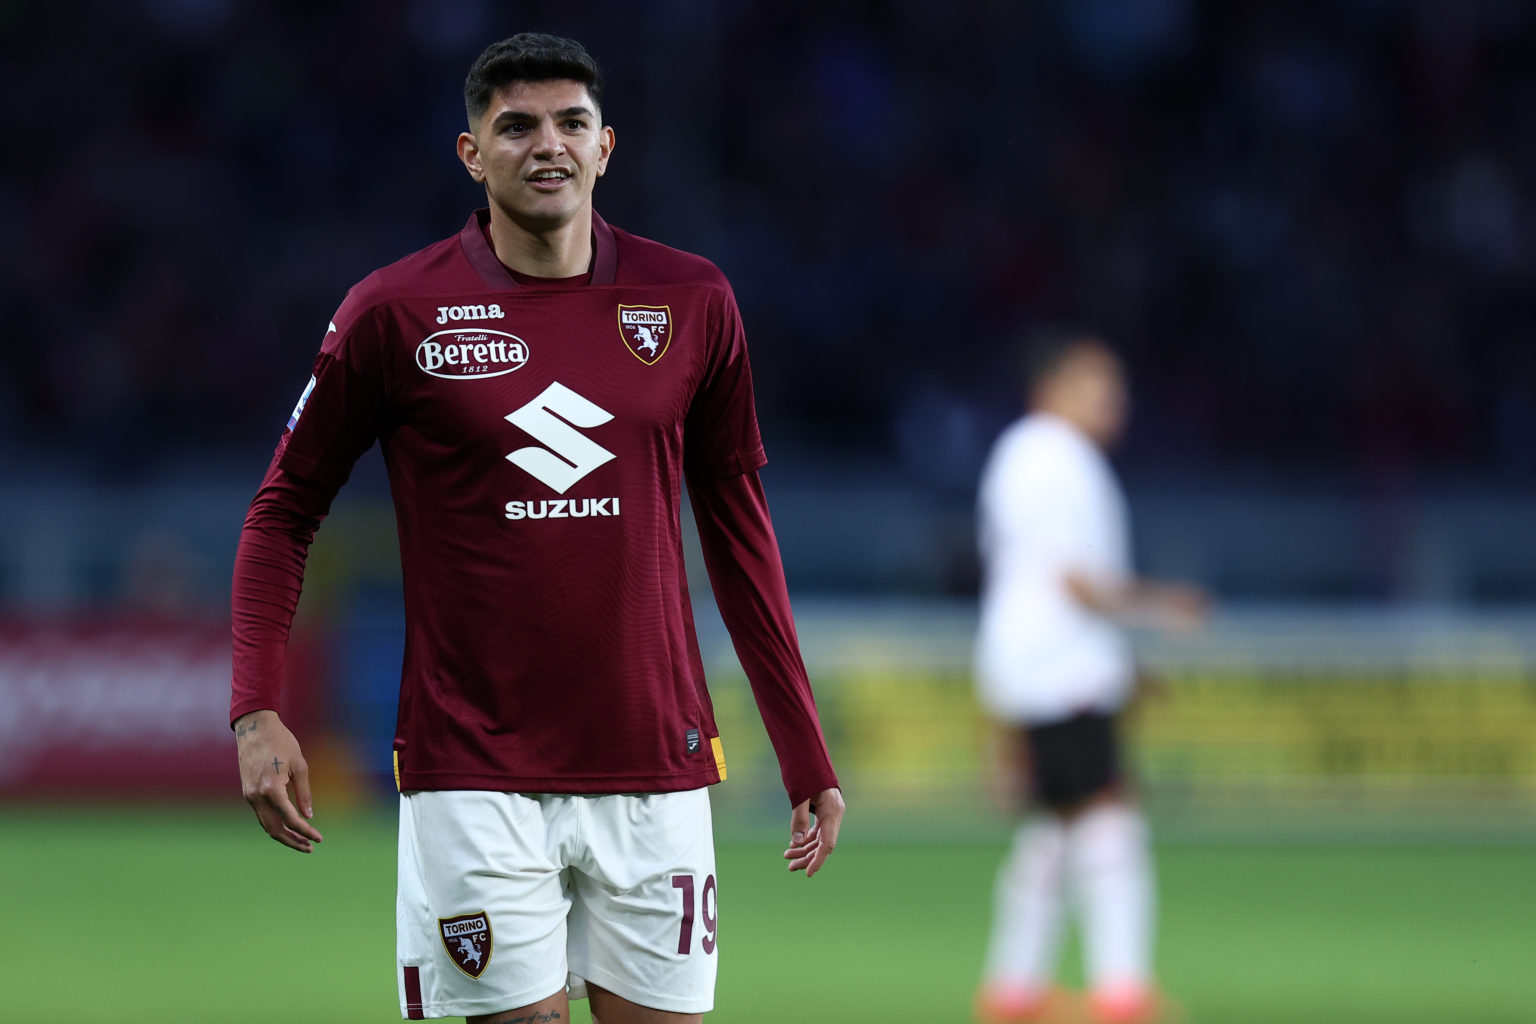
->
[457, 131, 486, 183]
[595, 125, 615, 178]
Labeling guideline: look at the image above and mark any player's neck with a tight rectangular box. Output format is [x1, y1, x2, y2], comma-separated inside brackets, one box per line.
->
[487, 204, 594, 279]
[1036, 405, 1103, 448]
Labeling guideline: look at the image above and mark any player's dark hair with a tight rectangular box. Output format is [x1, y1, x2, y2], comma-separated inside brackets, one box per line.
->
[464, 33, 604, 126]
[1021, 326, 1115, 395]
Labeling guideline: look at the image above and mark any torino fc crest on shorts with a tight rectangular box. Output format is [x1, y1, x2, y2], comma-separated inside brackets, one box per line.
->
[618, 304, 671, 365]
[438, 912, 493, 979]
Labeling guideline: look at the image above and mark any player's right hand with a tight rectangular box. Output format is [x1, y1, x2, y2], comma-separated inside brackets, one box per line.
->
[983, 723, 1027, 815]
[233, 709, 324, 853]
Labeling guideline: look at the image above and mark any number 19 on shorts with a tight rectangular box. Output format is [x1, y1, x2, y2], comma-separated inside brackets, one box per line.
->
[672, 874, 717, 955]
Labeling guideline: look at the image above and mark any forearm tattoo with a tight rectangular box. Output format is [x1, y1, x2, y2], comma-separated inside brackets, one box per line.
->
[234, 718, 261, 740]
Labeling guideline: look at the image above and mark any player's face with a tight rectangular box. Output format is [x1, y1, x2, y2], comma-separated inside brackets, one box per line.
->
[1073, 350, 1129, 447]
[458, 79, 614, 233]
[1040, 344, 1128, 448]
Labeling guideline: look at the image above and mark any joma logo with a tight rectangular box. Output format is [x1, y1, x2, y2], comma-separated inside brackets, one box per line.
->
[437, 303, 504, 324]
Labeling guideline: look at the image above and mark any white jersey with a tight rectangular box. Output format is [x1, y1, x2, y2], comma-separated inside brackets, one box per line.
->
[974, 413, 1133, 724]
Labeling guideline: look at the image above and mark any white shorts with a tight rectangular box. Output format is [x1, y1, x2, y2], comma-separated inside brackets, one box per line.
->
[396, 788, 717, 1019]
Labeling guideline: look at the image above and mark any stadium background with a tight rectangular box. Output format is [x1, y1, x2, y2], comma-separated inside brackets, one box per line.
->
[2, 1, 1535, 1021]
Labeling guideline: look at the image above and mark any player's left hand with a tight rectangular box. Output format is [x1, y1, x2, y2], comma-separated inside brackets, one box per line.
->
[785, 786, 844, 878]
[1150, 582, 1210, 632]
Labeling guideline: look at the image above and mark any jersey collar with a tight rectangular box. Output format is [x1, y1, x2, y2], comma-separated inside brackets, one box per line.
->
[460, 207, 617, 288]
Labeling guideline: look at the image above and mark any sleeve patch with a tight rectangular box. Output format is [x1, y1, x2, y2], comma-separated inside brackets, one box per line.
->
[286, 375, 317, 430]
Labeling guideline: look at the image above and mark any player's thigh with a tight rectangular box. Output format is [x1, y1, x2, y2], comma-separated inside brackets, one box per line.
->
[469, 988, 570, 1024]
[589, 982, 702, 1024]
[398, 790, 572, 1019]
[567, 788, 718, 1016]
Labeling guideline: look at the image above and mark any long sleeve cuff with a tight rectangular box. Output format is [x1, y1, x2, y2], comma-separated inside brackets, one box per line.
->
[688, 469, 839, 807]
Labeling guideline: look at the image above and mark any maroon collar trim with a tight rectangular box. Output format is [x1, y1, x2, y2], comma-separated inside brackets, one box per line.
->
[459, 208, 617, 288]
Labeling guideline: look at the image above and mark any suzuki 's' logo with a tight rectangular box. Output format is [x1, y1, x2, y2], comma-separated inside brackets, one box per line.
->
[505, 383, 616, 493]
[618, 304, 671, 365]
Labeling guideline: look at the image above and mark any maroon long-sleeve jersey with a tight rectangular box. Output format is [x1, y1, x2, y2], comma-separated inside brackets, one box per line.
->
[231, 210, 837, 805]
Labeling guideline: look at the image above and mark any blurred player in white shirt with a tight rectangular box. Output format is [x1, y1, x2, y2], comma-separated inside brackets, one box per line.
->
[973, 333, 1205, 1024]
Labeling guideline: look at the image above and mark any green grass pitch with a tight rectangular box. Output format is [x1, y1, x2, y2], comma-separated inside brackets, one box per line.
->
[0, 807, 1530, 1022]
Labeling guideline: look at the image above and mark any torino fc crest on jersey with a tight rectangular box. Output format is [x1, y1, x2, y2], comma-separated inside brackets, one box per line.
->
[618, 304, 671, 365]
[438, 912, 493, 979]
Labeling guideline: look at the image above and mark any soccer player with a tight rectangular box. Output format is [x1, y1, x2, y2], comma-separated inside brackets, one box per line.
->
[230, 34, 844, 1024]
[971, 333, 1204, 1024]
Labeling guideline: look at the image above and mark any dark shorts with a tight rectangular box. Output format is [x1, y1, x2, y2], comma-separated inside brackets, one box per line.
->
[1021, 710, 1122, 810]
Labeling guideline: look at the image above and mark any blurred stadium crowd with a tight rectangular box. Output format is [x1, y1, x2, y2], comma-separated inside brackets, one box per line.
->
[4, 0, 1534, 487]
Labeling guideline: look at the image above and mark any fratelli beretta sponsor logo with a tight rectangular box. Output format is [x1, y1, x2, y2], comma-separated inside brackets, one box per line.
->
[416, 328, 530, 380]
